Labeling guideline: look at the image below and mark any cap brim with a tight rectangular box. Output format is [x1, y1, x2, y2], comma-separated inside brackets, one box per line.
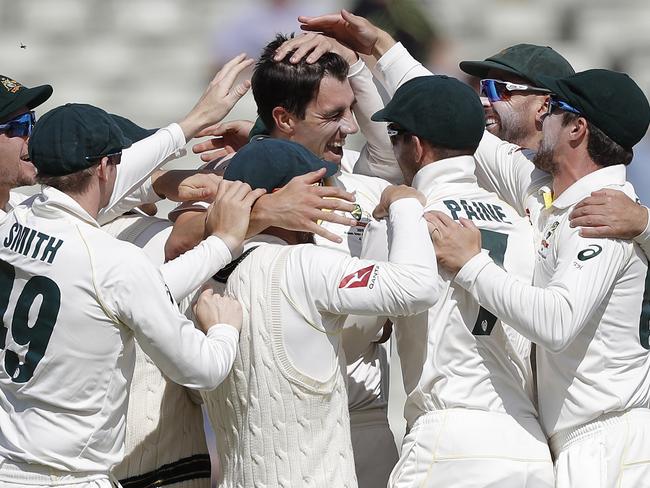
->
[0, 84, 53, 121]
[371, 107, 390, 122]
[109, 113, 157, 143]
[459, 60, 526, 80]
[535, 74, 565, 96]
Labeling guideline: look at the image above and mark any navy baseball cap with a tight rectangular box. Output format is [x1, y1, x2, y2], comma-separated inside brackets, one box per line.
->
[537, 69, 650, 150]
[223, 137, 338, 192]
[0, 75, 52, 121]
[459, 44, 575, 86]
[372, 75, 485, 150]
[29, 103, 133, 176]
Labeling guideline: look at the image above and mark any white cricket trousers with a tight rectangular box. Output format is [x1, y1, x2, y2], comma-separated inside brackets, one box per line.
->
[0, 459, 118, 487]
[350, 407, 399, 488]
[388, 408, 554, 488]
[550, 408, 650, 488]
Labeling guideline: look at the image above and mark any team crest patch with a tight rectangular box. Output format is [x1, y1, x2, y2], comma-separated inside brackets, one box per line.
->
[339, 265, 376, 289]
[540, 221, 559, 249]
[1, 77, 23, 94]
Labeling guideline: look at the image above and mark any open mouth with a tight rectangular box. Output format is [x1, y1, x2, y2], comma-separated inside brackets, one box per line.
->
[324, 141, 344, 160]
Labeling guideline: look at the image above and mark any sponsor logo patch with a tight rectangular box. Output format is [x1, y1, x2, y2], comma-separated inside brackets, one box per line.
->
[577, 244, 602, 261]
[339, 265, 375, 289]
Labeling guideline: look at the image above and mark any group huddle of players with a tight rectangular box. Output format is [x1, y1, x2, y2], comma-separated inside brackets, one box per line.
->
[0, 9, 649, 488]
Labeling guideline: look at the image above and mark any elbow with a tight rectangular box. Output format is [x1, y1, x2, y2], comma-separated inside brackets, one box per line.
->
[401, 276, 439, 316]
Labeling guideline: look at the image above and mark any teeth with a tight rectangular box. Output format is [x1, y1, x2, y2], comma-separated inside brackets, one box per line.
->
[328, 141, 343, 148]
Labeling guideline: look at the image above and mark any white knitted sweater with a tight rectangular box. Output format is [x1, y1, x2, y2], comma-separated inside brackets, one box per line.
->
[202, 245, 357, 488]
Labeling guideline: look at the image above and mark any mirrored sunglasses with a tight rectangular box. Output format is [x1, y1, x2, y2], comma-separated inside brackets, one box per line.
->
[0, 111, 36, 138]
[480, 79, 551, 103]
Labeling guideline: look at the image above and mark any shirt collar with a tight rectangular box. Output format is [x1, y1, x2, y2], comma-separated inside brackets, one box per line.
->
[411, 155, 477, 193]
[551, 165, 627, 210]
[31, 186, 100, 227]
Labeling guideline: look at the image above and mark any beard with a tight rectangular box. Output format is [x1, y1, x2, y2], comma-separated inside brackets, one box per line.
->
[532, 138, 558, 174]
[493, 108, 531, 147]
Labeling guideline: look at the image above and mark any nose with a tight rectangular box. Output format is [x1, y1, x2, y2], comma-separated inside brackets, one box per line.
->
[340, 113, 359, 135]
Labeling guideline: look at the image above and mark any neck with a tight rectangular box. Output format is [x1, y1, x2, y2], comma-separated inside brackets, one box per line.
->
[551, 150, 600, 197]
[62, 186, 103, 220]
[520, 130, 543, 151]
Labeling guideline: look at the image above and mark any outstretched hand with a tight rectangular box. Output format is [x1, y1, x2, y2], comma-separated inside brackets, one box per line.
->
[273, 32, 358, 65]
[192, 120, 254, 162]
[179, 53, 255, 140]
[298, 9, 394, 57]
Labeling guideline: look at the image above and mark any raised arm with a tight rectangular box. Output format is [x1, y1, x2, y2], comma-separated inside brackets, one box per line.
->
[97, 54, 254, 224]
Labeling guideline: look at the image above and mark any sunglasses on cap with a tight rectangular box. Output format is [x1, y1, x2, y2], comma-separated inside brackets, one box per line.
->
[386, 124, 411, 141]
[0, 111, 35, 138]
[480, 79, 551, 103]
[546, 97, 581, 116]
[84, 151, 122, 165]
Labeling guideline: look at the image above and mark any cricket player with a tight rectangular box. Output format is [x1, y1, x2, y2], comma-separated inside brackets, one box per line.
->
[199, 136, 439, 488]
[365, 75, 553, 486]
[0, 103, 257, 487]
[168, 34, 402, 487]
[431, 69, 650, 488]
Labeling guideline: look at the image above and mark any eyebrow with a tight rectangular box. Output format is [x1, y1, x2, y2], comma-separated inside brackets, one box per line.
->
[321, 98, 357, 119]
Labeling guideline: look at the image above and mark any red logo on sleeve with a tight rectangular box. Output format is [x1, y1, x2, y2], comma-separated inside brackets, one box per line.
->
[339, 265, 376, 289]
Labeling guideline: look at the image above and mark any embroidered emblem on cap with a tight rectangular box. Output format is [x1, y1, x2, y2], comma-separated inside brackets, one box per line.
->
[1, 77, 22, 94]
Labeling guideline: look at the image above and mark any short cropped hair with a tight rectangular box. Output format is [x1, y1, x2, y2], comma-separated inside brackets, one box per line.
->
[252, 34, 349, 129]
[36, 166, 96, 193]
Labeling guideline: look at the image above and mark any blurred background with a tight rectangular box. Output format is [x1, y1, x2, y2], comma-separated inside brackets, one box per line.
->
[3, 0, 650, 454]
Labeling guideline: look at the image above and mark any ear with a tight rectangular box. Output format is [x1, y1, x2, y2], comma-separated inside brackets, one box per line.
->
[412, 135, 426, 164]
[272, 106, 295, 136]
[567, 116, 588, 146]
[95, 157, 111, 182]
[534, 95, 551, 128]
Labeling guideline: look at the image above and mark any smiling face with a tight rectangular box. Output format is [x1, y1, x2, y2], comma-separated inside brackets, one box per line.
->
[482, 69, 549, 149]
[0, 106, 36, 191]
[289, 75, 359, 164]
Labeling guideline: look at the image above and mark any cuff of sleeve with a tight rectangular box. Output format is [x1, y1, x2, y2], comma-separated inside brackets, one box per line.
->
[375, 42, 408, 75]
[207, 323, 240, 341]
[138, 176, 162, 204]
[388, 197, 424, 218]
[166, 122, 188, 147]
[634, 206, 650, 241]
[204, 235, 234, 264]
[454, 251, 494, 290]
[347, 58, 366, 78]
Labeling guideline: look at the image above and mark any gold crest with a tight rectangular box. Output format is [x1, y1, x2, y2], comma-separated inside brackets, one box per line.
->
[1, 77, 23, 94]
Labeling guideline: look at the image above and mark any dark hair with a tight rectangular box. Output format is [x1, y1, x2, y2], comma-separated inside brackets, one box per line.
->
[562, 113, 633, 167]
[252, 33, 349, 129]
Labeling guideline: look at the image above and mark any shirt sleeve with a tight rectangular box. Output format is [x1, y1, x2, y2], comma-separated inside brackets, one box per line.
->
[110, 254, 238, 390]
[97, 123, 187, 225]
[373, 42, 433, 96]
[347, 58, 403, 184]
[160, 235, 232, 302]
[473, 131, 549, 215]
[289, 198, 439, 318]
[454, 222, 630, 353]
[633, 206, 650, 259]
